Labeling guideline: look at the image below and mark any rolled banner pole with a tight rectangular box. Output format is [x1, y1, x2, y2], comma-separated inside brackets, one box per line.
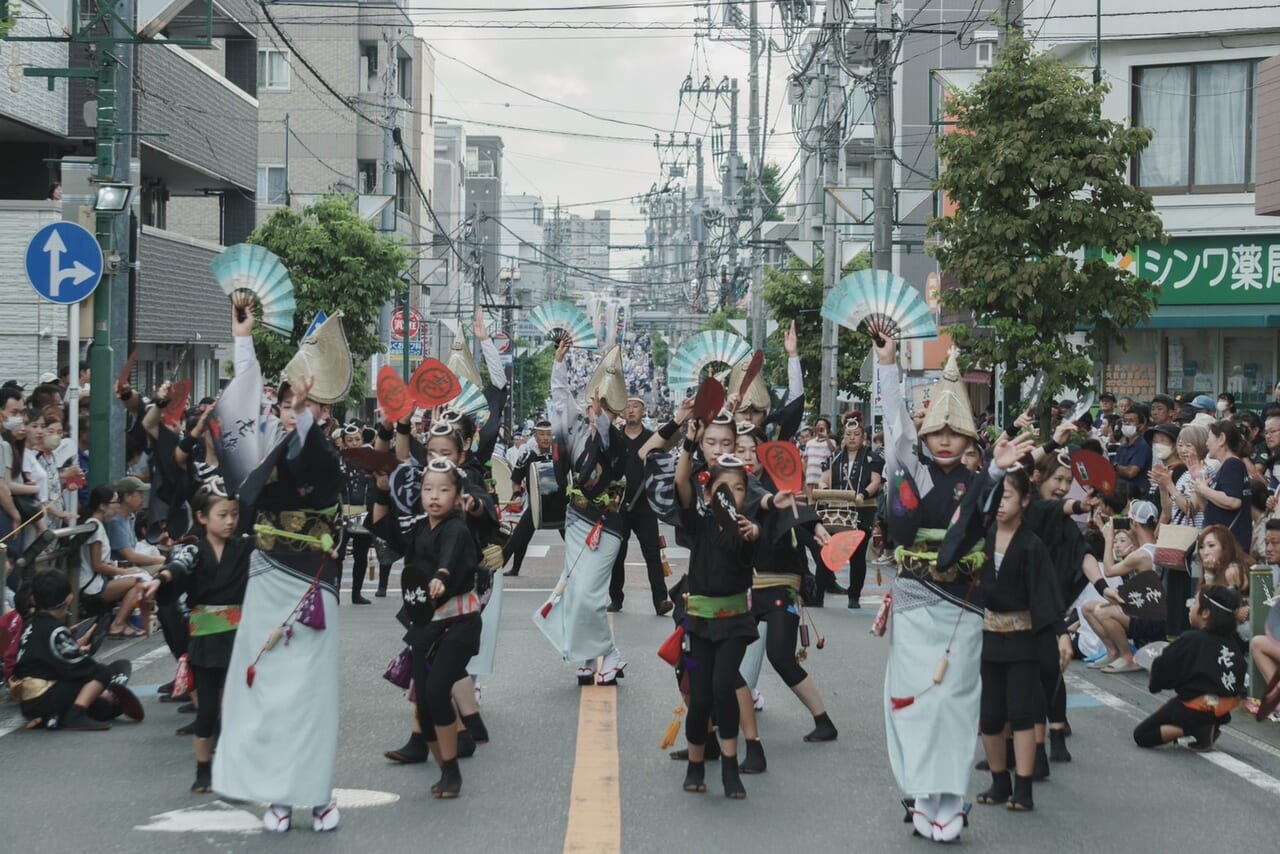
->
[1250, 565, 1273, 707]
[253, 523, 335, 555]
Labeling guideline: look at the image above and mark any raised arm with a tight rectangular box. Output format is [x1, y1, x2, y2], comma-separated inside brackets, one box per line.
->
[474, 308, 507, 391]
[872, 334, 930, 492]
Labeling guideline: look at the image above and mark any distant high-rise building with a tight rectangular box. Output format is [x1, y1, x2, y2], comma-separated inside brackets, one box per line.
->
[465, 136, 504, 291]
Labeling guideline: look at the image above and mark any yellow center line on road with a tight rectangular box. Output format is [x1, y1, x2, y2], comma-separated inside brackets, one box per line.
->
[562, 685, 622, 854]
[563, 613, 622, 854]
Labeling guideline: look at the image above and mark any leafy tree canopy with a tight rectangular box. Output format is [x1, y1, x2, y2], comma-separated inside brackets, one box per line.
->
[930, 32, 1165, 397]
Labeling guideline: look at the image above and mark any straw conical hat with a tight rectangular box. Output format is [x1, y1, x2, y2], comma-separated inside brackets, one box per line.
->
[284, 311, 352, 405]
[447, 332, 484, 389]
[919, 347, 976, 439]
[728, 356, 771, 413]
[586, 345, 627, 415]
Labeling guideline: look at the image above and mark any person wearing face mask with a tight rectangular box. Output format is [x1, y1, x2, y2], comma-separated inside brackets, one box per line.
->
[1145, 423, 1181, 514]
[1216, 393, 1236, 419]
[1113, 403, 1153, 501]
[0, 387, 28, 543]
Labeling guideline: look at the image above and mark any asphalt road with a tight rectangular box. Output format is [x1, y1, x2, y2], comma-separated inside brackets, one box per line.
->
[5, 528, 1280, 854]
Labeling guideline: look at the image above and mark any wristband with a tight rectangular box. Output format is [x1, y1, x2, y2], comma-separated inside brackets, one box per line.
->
[396, 421, 412, 435]
[374, 489, 392, 506]
[658, 420, 680, 441]
[1005, 424, 1019, 439]
[118, 388, 134, 402]
[177, 435, 197, 456]
[376, 424, 394, 442]
[1094, 578, 1109, 597]
[682, 438, 698, 454]
[1043, 439, 1062, 454]
[155, 399, 170, 410]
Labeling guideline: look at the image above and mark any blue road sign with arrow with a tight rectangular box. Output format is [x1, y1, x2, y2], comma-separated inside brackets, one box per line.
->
[24, 222, 104, 305]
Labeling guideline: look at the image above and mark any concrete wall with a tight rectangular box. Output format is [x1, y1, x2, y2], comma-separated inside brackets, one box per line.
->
[1257, 55, 1280, 217]
[0, 202, 70, 387]
[0, 4, 70, 137]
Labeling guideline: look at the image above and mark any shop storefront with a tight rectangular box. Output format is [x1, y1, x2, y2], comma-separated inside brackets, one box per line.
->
[1113, 233, 1280, 410]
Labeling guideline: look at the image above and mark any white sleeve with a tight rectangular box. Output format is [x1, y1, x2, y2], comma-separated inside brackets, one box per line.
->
[877, 362, 932, 495]
[480, 338, 506, 390]
[785, 355, 803, 403]
[233, 335, 257, 377]
[289, 406, 315, 458]
[550, 359, 581, 445]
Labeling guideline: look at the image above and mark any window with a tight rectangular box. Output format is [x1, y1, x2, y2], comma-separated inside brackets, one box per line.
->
[397, 55, 412, 102]
[257, 49, 290, 92]
[257, 166, 287, 205]
[396, 169, 410, 214]
[359, 42, 378, 94]
[357, 160, 378, 195]
[1134, 60, 1260, 193]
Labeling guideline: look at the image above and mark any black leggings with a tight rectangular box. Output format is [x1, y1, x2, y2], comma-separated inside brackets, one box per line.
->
[846, 513, 875, 600]
[343, 531, 372, 596]
[190, 664, 226, 740]
[1036, 634, 1066, 726]
[686, 634, 750, 745]
[413, 627, 478, 738]
[762, 607, 807, 688]
[1133, 699, 1226, 748]
[980, 659, 1039, 735]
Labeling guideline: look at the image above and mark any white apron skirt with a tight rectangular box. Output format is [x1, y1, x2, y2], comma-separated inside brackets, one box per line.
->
[533, 506, 623, 662]
[214, 552, 340, 808]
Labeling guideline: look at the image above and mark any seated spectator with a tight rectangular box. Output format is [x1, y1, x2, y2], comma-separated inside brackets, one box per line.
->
[1083, 501, 1161, 673]
[109, 476, 164, 569]
[9, 569, 144, 730]
[1133, 585, 1246, 751]
[79, 485, 148, 639]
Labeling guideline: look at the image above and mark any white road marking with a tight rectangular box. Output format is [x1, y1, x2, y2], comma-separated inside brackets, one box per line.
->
[1066, 673, 1280, 789]
[135, 789, 399, 833]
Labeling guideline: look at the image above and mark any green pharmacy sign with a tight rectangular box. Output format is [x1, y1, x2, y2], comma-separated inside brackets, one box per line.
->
[1129, 234, 1280, 305]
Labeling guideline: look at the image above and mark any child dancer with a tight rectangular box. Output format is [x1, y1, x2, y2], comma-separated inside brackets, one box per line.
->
[1133, 585, 1246, 750]
[151, 480, 252, 793]
[375, 458, 483, 798]
[673, 433, 760, 800]
[975, 469, 1071, 812]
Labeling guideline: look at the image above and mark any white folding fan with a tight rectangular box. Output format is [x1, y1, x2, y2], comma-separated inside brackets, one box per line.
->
[210, 244, 296, 335]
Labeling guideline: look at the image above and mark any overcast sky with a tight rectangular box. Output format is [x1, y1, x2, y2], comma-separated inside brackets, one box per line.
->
[413, 0, 798, 274]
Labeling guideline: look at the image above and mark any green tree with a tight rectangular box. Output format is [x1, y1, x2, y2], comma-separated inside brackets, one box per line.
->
[759, 162, 785, 222]
[762, 254, 872, 416]
[513, 343, 555, 424]
[247, 196, 410, 403]
[651, 330, 670, 371]
[930, 32, 1165, 397]
[701, 306, 745, 333]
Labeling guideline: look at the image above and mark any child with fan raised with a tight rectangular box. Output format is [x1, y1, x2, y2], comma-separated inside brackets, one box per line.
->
[870, 329, 1030, 843]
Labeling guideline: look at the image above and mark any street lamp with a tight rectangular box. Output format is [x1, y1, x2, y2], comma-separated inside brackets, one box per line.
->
[93, 182, 134, 212]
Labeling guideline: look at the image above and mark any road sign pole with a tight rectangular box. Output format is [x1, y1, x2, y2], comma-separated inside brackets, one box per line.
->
[68, 304, 80, 452]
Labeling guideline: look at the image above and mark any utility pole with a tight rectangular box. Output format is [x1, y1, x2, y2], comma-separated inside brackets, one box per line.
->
[872, 0, 894, 277]
[694, 137, 706, 316]
[87, 0, 136, 486]
[726, 78, 740, 311]
[747, 0, 765, 348]
[818, 49, 843, 422]
[998, 0, 1024, 49]
[381, 28, 397, 236]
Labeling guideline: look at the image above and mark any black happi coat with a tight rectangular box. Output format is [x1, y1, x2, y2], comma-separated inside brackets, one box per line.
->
[980, 523, 1065, 663]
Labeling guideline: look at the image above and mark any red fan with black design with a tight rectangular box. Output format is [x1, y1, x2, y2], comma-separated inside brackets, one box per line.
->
[407, 359, 462, 410]
[376, 365, 415, 424]
[1070, 449, 1117, 496]
[693, 376, 726, 425]
[758, 441, 804, 496]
